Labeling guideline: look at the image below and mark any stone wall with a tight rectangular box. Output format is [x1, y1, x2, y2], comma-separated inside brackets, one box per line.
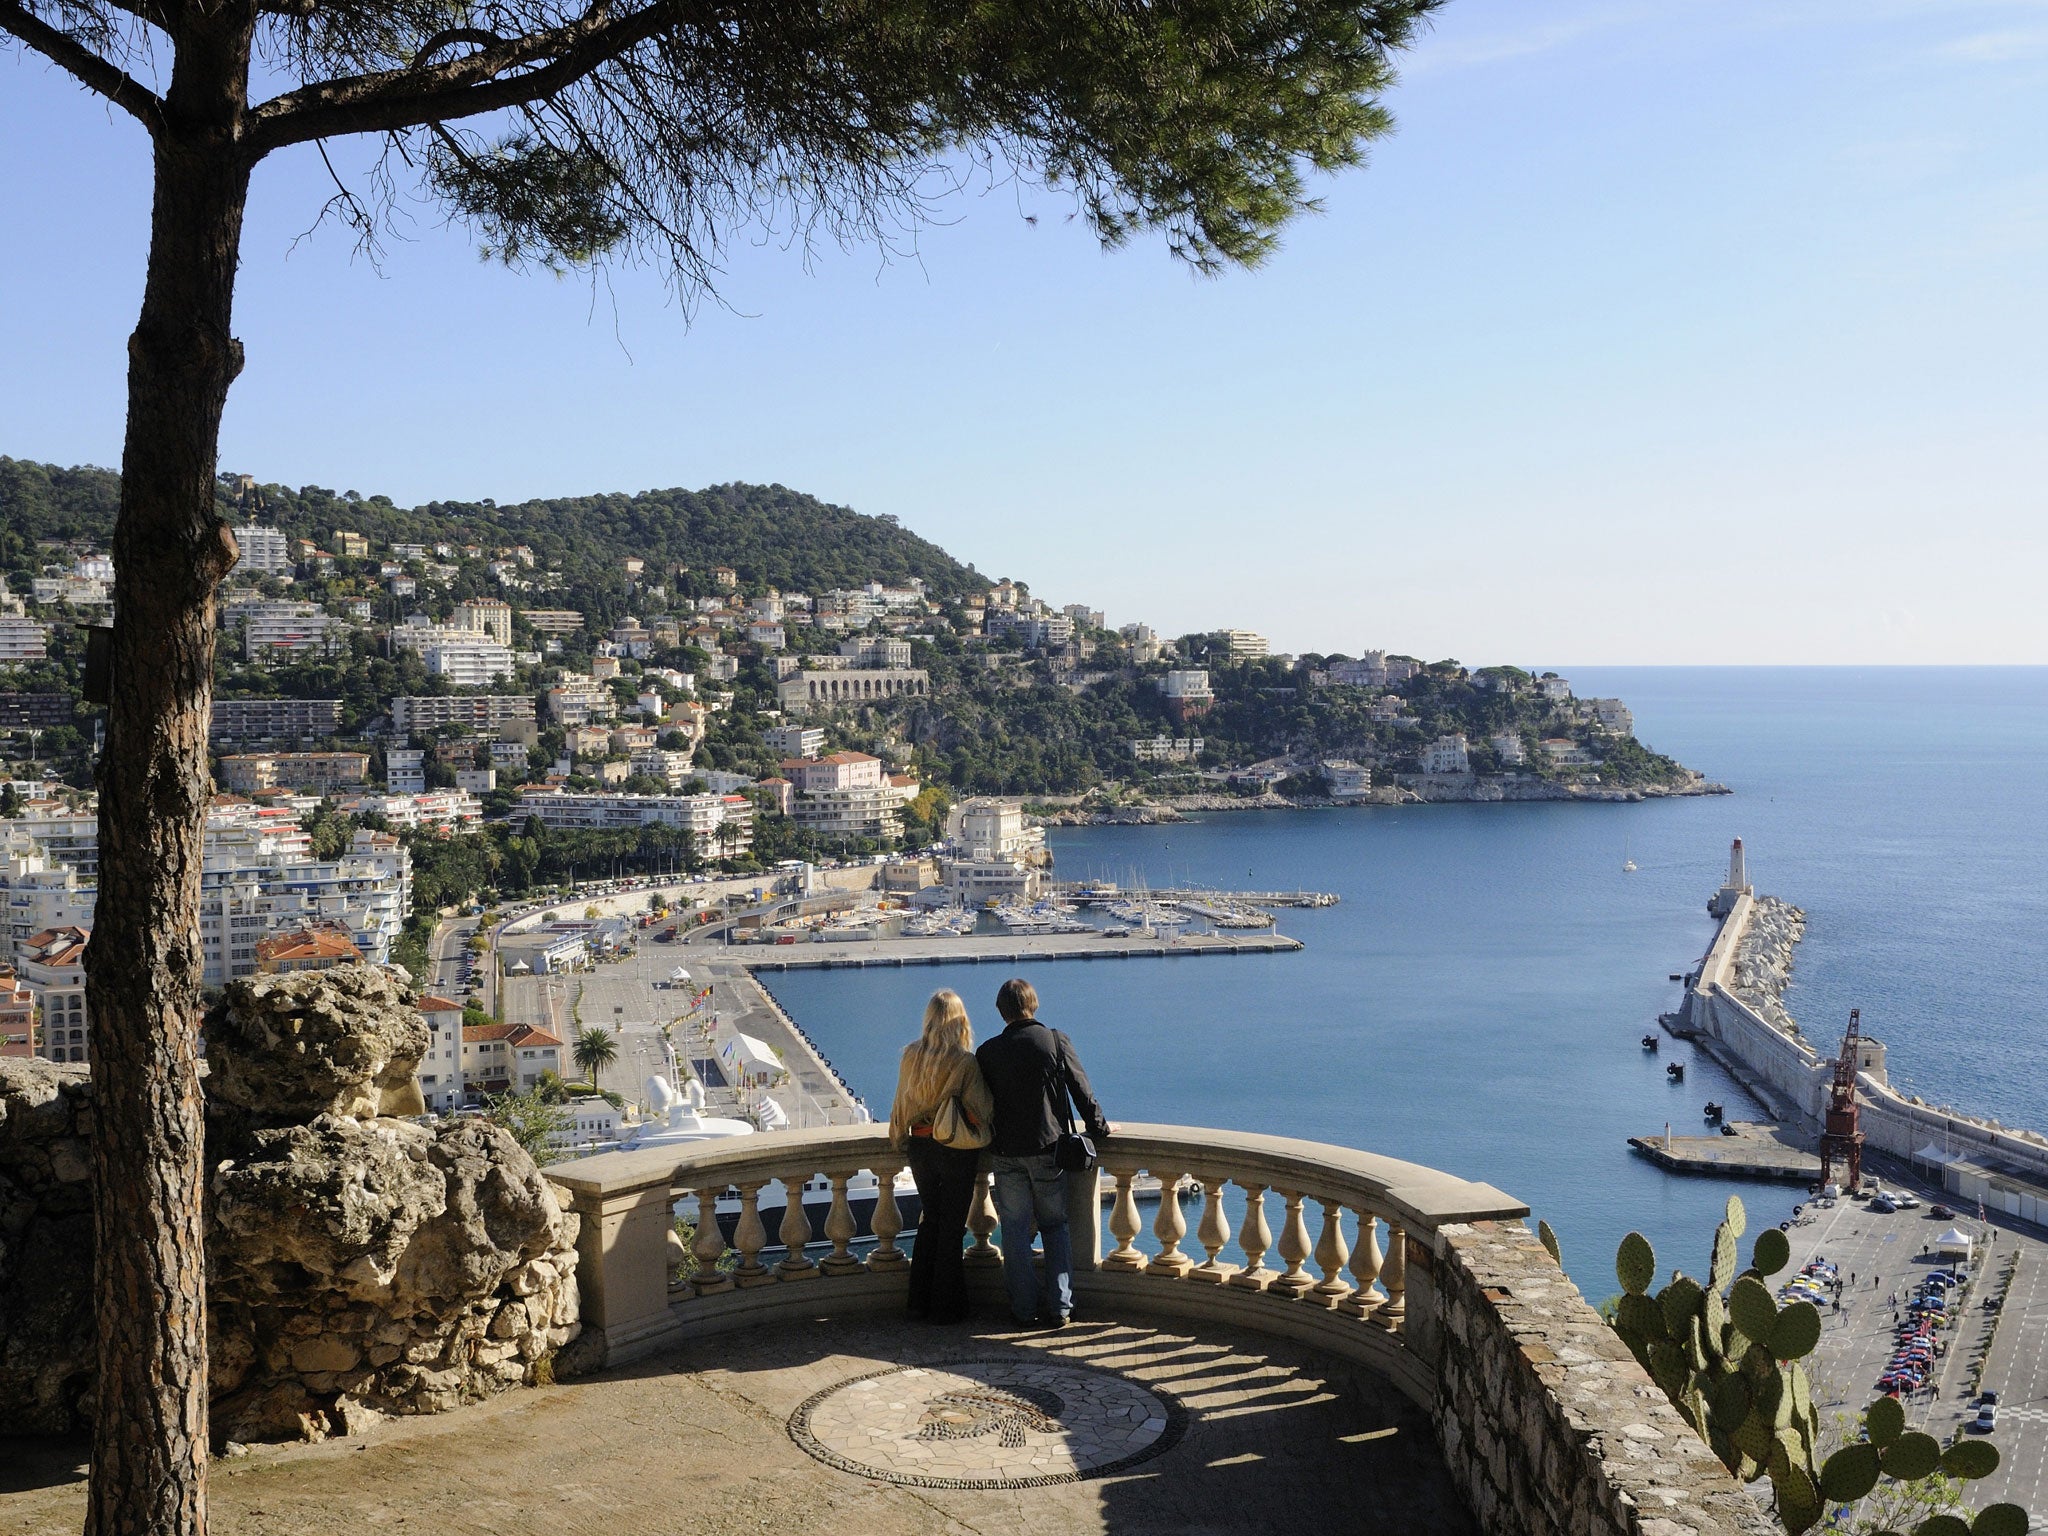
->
[1431, 1219, 1776, 1536]
[0, 965, 584, 1445]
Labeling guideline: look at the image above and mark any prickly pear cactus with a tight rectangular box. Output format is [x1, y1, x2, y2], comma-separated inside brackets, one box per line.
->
[1608, 1197, 2023, 1535]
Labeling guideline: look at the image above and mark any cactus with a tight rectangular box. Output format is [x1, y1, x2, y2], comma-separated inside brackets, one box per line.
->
[1608, 1196, 2022, 1535]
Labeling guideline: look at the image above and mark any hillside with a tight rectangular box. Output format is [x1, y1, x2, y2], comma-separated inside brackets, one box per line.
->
[0, 458, 986, 607]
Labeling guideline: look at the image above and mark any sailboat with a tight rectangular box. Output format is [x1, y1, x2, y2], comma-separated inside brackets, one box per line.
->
[1622, 834, 1637, 874]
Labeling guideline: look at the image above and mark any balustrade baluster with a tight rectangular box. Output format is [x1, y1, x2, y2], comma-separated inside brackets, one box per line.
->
[1269, 1190, 1315, 1298]
[964, 1170, 1001, 1267]
[1148, 1172, 1193, 1278]
[820, 1172, 864, 1275]
[1374, 1222, 1407, 1330]
[1190, 1178, 1233, 1283]
[1310, 1200, 1352, 1306]
[1340, 1213, 1384, 1319]
[691, 1186, 734, 1296]
[1226, 1183, 1274, 1292]
[777, 1175, 819, 1280]
[868, 1161, 907, 1272]
[1102, 1166, 1145, 1272]
[732, 1182, 773, 1287]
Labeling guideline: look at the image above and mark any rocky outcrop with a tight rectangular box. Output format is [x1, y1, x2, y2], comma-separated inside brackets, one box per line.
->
[0, 965, 581, 1445]
[0, 1059, 95, 1434]
[204, 964, 429, 1124]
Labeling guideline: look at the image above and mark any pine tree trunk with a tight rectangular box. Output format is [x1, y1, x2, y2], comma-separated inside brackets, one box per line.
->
[85, 16, 253, 1535]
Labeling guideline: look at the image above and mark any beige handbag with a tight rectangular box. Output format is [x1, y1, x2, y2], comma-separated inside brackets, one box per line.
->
[932, 1092, 991, 1150]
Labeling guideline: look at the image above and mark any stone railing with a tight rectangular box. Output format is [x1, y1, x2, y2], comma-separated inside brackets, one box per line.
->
[547, 1124, 1777, 1535]
[543, 1122, 1526, 1399]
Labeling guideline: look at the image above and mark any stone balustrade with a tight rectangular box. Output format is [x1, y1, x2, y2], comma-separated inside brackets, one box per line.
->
[543, 1122, 1525, 1399]
[546, 1124, 1776, 1535]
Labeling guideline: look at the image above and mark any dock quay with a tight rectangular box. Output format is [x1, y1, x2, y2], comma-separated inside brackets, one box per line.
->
[745, 931, 1304, 971]
[1055, 884, 1339, 908]
[1628, 1121, 1823, 1182]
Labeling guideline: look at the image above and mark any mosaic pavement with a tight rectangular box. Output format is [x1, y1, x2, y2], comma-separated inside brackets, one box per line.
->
[788, 1356, 1186, 1489]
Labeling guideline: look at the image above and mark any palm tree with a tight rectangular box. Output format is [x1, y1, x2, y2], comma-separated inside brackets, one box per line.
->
[574, 1026, 620, 1090]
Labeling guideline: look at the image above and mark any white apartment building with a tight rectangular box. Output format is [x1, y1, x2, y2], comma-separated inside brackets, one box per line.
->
[765, 724, 825, 758]
[1585, 699, 1635, 737]
[782, 753, 917, 841]
[516, 788, 754, 852]
[746, 622, 786, 650]
[390, 623, 514, 685]
[629, 748, 697, 790]
[0, 841, 96, 965]
[839, 636, 913, 669]
[0, 618, 51, 663]
[775, 669, 929, 715]
[451, 599, 514, 645]
[231, 600, 341, 660]
[461, 1022, 565, 1095]
[417, 995, 467, 1111]
[1161, 670, 1214, 722]
[388, 694, 536, 735]
[1538, 676, 1573, 702]
[521, 608, 584, 636]
[546, 681, 617, 726]
[19, 926, 90, 1063]
[940, 797, 1045, 901]
[1213, 628, 1268, 662]
[1420, 734, 1472, 775]
[1129, 736, 1204, 763]
[1489, 732, 1529, 767]
[231, 523, 294, 578]
[342, 790, 484, 830]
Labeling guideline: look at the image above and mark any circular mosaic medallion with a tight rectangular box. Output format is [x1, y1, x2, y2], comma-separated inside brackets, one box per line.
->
[788, 1357, 1186, 1489]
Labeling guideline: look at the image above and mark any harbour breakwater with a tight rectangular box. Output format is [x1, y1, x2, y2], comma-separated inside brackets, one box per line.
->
[1033, 776, 1729, 824]
[1666, 876, 2048, 1192]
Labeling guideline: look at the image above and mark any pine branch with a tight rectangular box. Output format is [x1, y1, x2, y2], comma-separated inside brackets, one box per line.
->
[244, 0, 681, 153]
[0, 0, 165, 133]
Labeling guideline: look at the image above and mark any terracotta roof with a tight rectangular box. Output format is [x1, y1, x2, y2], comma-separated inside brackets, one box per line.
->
[417, 994, 465, 1012]
[461, 1021, 562, 1048]
[820, 751, 879, 765]
[255, 929, 363, 964]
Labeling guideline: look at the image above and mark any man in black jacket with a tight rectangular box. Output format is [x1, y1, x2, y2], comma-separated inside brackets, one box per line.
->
[975, 977, 1112, 1325]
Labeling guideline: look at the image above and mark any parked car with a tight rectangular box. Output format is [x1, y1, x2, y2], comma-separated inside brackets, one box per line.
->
[1931, 1204, 1956, 1220]
[1869, 1198, 1897, 1214]
[1981, 1391, 2000, 1406]
[1975, 1404, 1998, 1433]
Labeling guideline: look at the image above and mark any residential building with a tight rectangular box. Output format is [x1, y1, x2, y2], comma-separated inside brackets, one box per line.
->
[521, 608, 585, 636]
[1585, 699, 1635, 736]
[1489, 733, 1528, 767]
[0, 693, 75, 729]
[231, 600, 340, 660]
[765, 724, 825, 758]
[339, 790, 483, 831]
[746, 622, 787, 651]
[208, 696, 344, 745]
[216, 752, 370, 795]
[1129, 736, 1204, 763]
[782, 753, 917, 842]
[1421, 734, 1471, 775]
[454, 767, 496, 794]
[385, 748, 426, 793]
[630, 748, 697, 790]
[1541, 738, 1605, 768]
[838, 636, 913, 669]
[1321, 760, 1373, 799]
[1161, 669, 1214, 723]
[231, 523, 294, 578]
[1538, 676, 1572, 702]
[416, 995, 466, 1111]
[462, 1022, 565, 1095]
[452, 599, 514, 645]
[19, 925, 89, 1064]
[333, 530, 370, 559]
[0, 618, 52, 663]
[546, 680, 617, 726]
[1063, 605, 1106, 631]
[390, 623, 514, 685]
[387, 694, 536, 736]
[985, 610, 1073, 650]
[0, 964, 35, 1059]
[1121, 624, 1163, 664]
[254, 924, 365, 974]
[515, 788, 753, 853]
[940, 797, 1046, 901]
[1213, 629, 1268, 663]
[712, 566, 738, 590]
[775, 668, 929, 715]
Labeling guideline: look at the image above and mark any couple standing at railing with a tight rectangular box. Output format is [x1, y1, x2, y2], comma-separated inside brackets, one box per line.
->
[887, 977, 1115, 1328]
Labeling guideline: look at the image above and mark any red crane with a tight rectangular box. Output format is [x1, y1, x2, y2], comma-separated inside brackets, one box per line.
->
[1818, 1009, 1866, 1194]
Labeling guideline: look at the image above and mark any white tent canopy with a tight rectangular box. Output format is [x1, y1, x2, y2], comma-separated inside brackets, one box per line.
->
[719, 1031, 781, 1081]
[1935, 1227, 1974, 1256]
[1914, 1143, 1957, 1164]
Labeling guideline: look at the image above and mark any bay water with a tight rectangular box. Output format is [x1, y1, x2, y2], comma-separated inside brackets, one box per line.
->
[764, 667, 2048, 1296]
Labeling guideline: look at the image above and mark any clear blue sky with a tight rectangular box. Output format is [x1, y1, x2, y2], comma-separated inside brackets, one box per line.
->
[4, 0, 2045, 663]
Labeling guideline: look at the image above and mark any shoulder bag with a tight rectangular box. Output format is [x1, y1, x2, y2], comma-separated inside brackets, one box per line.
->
[1051, 1036, 1097, 1173]
[933, 1090, 991, 1150]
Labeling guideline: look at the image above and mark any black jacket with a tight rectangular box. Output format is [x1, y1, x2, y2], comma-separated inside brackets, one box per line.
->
[975, 1017, 1109, 1158]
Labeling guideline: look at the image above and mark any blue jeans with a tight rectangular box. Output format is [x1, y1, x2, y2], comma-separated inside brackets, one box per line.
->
[991, 1150, 1072, 1322]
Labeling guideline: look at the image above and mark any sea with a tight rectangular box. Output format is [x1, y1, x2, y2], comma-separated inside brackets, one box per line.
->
[763, 668, 2048, 1298]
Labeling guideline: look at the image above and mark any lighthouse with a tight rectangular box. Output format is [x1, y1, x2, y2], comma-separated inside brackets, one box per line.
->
[1709, 837, 1753, 918]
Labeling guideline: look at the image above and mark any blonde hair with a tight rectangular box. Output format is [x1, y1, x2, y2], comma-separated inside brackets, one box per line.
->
[921, 990, 972, 1053]
[897, 991, 974, 1116]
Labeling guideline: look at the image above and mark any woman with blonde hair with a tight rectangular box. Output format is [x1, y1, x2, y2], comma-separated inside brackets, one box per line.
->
[889, 989, 995, 1323]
